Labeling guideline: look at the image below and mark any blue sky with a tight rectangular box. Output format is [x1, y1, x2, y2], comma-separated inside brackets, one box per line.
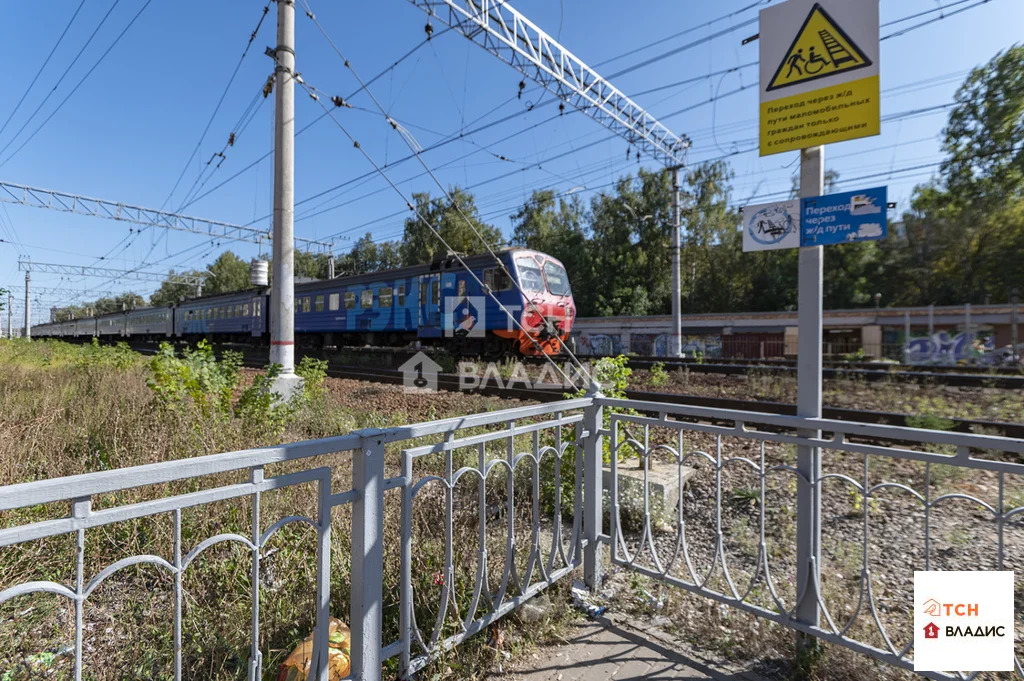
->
[2, 0, 1022, 324]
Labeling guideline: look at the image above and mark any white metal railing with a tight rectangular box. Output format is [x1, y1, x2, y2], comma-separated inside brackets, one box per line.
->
[1, 394, 1021, 680]
[599, 396, 1024, 681]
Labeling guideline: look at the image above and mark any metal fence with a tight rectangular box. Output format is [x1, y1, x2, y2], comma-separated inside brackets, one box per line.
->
[0, 394, 1021, 680]
[600, 395, 1024, 681]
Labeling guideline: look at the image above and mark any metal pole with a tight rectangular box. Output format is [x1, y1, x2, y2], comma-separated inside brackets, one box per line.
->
[583, 386, 604, 591]
[795, 145, 823, 647]
[671, 165, 682, 357]
[270, 0, 301, 394]
[5, 294, 10, 339]
[24, 272, 30, 340]
[1012, 288, 1020, 364]
[904, 310, 911, 363]
[965, 303, 972, 363]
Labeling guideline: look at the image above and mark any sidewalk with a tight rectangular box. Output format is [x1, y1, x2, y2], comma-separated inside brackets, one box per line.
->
[491, 614, 759, 681]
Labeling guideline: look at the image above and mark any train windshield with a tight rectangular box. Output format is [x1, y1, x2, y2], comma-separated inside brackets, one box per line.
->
[543, 260, 571, 296]
[516, 257, 545, 292]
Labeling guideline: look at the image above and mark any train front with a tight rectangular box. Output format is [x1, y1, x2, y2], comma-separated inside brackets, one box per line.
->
[506, 250, 576, 356]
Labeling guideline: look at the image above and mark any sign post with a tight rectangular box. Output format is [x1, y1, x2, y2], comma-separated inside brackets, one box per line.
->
[757, 0, 880, 650]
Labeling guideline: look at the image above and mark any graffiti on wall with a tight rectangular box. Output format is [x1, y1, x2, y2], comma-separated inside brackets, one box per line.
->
[630, 333, 723, 358]
[904, 330, 994, 365]
[572, 332, 623, 356]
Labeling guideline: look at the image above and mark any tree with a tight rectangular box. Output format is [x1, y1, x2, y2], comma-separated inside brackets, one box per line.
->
[585, 169, 674, 317]
[54, 292, 146, 320]
[399, 187, 504, 266]
[680, 161, 747, 313]
[338, 233, 402, 275]
[510, 190, 590, 299]
[150, 270, 205, 306]
[204, 251, 251, 294]
[881, 46, 1024, 306]
[294, 251, 332, 280]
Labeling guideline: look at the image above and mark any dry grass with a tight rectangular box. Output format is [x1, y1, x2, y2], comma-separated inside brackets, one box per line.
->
[0, 340, 579, 681]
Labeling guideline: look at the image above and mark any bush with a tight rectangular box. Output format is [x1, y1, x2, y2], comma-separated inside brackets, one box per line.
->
[649, 361, 669, 388]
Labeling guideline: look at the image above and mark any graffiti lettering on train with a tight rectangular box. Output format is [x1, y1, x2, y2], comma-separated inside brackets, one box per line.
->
[904, 331, 994, 365]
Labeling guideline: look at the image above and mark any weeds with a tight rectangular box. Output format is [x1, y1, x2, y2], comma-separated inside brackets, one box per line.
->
[648, 361, 669, 388]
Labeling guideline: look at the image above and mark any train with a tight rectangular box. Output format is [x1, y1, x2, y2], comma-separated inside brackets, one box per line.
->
[30, 248, 576, 357]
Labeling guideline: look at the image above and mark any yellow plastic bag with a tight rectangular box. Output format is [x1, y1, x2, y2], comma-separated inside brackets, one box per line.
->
[277, 617, 351, 681]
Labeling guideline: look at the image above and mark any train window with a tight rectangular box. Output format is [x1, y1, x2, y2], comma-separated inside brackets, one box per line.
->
[515, 257, 544, 292]
[315, 295, 324, 312]
[494, 268, 511, 291]
[360, 289, 373, 308]
[397, 285, 405, 306]
[254, 299, 261, 317]
[431, 280, 439, 304]
[329, 293, 340, 311]
[243, 303, 249, 316]
[302, 297, 311, 313]
[379, 287, 393, 308]
[543, 261, 571, 296]
[344, 292, 355, 309]
[457, 280, 466, 297]
[236, 304, 243, 317]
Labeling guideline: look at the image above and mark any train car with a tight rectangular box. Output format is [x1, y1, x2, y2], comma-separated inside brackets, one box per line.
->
[292, 247, 575, 355]
[32, 322, 60, 338]
[60, 320, 76, 338]
[28, 247, 575, 357]
[124, 306, 174, 341]
[175, 289, 267, 342]
[95, 312, 124, 338]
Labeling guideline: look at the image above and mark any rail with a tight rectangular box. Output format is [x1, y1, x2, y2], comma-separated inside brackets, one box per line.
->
[0, 394, 1021, 679]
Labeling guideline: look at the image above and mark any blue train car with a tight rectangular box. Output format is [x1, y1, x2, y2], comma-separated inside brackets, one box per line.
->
[175, 290, 267, 340]
[29, 247, 576, 357]
[292, 247, 575, 355]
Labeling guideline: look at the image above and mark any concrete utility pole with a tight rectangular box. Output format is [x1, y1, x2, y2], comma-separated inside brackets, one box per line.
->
[327, 254, 335, 280]
[1012, 287, 1020, 363]
[6, 294, 11, 339]
[270, 0, 302, 397]
[670, 166, 683, 357]
[24, 272, 30, 340]
[795, 145, 823, 647]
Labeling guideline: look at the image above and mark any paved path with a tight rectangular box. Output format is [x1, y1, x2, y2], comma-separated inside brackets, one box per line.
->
[492, 615, 756, 681]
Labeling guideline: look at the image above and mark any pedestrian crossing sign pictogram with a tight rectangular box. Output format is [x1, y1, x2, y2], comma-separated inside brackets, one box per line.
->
[759, 0, 880, 156]
[767, 4, 871, 91]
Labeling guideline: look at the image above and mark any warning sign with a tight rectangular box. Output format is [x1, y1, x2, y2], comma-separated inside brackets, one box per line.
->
[767, 4, 871, 91]
[759, 0, 879, 156]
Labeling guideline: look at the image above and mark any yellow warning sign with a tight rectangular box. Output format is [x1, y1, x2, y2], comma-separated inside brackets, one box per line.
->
[767, 3, 871, 91]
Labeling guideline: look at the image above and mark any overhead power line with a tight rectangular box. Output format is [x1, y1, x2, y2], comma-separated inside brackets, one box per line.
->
[405, 0, 689, 165]
[0, 0, 154, 168]
[0, 0, 88, 142]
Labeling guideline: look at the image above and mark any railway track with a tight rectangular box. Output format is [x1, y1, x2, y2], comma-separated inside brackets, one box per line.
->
[321, 364, 1024, 440]
[129, 341, 1023, 438]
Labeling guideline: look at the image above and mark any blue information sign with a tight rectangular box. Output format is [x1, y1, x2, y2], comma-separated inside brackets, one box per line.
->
[800, 186, 887, 247]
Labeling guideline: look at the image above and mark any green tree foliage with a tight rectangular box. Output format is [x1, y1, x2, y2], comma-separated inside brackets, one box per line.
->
[294, 251, 332, 280]
[399, 187, 504, 266]
[510, 189, 589, 299]
[205, 251, 251, 293]
[0, 287, 8, 314]
[881, 45, 1024, 306]
[337, 233, 402, 275]
[53, 292, 147, 321]
[584, 168, 673, 316]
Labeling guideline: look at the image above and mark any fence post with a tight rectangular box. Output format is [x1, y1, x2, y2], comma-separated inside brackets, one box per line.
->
[583, 388, 604, 591]
[351, 431, 385, 681]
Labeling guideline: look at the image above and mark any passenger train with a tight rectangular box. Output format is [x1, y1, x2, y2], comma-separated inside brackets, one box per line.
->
[30, 248, 576, 356]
